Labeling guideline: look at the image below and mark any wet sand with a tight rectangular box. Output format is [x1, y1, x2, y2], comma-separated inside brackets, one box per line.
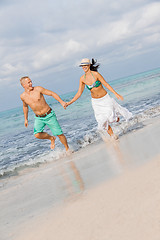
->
[0, 117, 160, 240]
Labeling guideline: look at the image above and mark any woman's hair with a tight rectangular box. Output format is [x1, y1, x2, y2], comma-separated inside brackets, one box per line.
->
[90, 58, 100, 72]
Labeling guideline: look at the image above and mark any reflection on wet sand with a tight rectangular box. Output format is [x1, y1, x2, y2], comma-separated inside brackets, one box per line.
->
[56, 138, 127, 199]
[57, 154, 84, 197]
[56, 133, 134, 200]
[101, 133, 126, 168]
[68, 161, 85, 192]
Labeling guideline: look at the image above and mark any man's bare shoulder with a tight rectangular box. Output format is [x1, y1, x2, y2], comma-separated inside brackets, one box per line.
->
[34, 86, 44, 92]
[20, 92, 25, 101]
[20, 93, 28, 106]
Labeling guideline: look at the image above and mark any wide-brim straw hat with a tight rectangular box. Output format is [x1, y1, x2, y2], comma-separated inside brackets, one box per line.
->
[79, 58, 91, 66]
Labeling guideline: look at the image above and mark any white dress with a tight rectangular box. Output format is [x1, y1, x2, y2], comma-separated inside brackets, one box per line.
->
[91, 93, 133, 131]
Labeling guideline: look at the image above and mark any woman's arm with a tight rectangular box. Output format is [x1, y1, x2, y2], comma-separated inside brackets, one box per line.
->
[97, 72, 123, 100]
[67, 78, 85, 106]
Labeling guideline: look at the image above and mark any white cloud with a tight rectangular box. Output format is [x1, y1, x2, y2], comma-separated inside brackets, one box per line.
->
[31, 39, 86, 71]
[0, 0, 160, 85]
[64, 39, 86, 56]
[135, 2, 160, 29]
[1, 63, 16, 74]
[97, 20, 131, 46]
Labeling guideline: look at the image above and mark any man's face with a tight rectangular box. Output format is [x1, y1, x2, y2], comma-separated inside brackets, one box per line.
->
[24, 78, 33, 90]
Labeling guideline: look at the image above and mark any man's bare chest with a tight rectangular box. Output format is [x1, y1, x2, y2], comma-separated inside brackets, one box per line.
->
[24, 92, 42, 105]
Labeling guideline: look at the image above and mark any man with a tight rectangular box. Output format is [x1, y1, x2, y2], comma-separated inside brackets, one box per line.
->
[20, 76, 69, 151]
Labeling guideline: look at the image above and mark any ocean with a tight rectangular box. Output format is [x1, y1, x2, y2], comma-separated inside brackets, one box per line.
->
[0, 67, 160, 177]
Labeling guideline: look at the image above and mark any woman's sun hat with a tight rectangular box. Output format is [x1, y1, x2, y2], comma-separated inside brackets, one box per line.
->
[79, 58, 91, 66]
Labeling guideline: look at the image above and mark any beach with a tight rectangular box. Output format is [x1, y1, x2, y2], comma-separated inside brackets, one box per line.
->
[1, 116, 160, 240]
[1, 0, 160, 239]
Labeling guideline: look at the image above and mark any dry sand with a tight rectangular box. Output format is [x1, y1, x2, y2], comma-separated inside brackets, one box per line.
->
[1, 117, 160, 240]
[16, 154, 160, 240]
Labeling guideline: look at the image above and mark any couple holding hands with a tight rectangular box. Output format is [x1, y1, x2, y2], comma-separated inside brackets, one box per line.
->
[20, 58, 132, 152]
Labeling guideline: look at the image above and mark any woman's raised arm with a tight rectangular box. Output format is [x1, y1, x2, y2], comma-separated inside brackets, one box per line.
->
[97, 72, 123, 100]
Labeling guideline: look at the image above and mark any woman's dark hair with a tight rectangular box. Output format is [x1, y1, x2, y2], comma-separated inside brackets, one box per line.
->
[90, 58, 100, 72]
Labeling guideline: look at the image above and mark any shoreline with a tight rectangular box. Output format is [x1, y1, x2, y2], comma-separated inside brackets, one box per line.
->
[1, 113, 160, 180]
[1, 116, 160, 240]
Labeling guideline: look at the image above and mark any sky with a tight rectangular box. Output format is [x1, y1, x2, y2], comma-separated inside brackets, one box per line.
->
[0, 0, 160, 112]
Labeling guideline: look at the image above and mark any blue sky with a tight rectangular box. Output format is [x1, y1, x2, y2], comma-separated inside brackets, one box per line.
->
[0, 0, 160, 112]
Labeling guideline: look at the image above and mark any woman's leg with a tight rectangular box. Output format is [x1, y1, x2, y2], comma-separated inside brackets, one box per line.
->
[107, 125, 118, 140]
[107, 125, 114, 136]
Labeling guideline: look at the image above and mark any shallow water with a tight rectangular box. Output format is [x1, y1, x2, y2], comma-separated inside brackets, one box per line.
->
[0, 67, 160, 177]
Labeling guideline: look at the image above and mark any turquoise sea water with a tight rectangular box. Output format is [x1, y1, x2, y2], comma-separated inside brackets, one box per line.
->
[0, 68, 160, 177]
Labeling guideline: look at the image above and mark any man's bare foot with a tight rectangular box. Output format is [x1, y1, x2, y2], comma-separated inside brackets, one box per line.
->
[66, 148, 74, 156]
[50, 136, 56, 149]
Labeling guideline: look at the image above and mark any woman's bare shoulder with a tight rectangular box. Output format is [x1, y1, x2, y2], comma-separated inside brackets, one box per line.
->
[91, 71, 101, 79]
[80, 74, 85, 83]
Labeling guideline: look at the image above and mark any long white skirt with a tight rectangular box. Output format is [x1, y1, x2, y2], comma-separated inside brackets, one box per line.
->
[91, 94, 133, 131]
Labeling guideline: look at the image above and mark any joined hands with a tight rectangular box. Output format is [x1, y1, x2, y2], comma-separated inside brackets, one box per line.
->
[61, 101, 71, 109]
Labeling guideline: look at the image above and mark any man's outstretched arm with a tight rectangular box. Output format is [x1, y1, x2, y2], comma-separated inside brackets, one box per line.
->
[39, 87, 66, 109]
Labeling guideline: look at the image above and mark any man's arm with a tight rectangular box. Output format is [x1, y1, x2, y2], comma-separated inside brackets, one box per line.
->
[21, 97, 29, 127]
[38, 87, 66, 109]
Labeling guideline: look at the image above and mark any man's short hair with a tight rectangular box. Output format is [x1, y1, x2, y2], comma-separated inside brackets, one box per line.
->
[20, 76, 29, 86]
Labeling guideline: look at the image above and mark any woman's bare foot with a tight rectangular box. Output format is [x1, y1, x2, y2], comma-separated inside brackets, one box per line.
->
[50, 136, 56, 149]
[111, 134, 119, 140]
[116, 117, 120, 122]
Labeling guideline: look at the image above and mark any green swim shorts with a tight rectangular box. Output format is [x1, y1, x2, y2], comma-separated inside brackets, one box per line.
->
[34, 109, 63, 136]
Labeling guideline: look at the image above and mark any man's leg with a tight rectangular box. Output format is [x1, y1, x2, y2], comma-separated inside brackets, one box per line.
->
[45, 111, 69, 151]
[35, 132, 56, 149]
[57, 134, 69, 151]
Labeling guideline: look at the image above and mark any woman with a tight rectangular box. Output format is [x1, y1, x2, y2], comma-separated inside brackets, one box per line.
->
[66, 58, 132, 139]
